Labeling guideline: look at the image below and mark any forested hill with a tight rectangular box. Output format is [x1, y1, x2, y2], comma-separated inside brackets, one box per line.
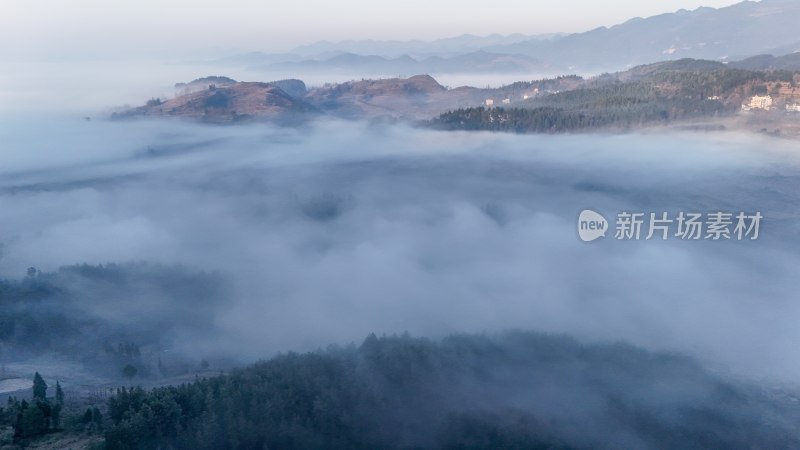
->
[101, 332, 800, 450]
[430, 62, 800, 133]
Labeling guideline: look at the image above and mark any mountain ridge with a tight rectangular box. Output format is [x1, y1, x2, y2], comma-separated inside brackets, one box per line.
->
[485, 0, 800, 70]
[117, 52, 800, 132]
[213, 1, 800, 75]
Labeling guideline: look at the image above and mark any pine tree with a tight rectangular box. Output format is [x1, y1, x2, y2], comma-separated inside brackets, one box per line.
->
[32, 372, 47, 400]
[17, 403, 47, 438]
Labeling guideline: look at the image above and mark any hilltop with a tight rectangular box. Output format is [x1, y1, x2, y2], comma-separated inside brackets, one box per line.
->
[113, 81, 319, 124]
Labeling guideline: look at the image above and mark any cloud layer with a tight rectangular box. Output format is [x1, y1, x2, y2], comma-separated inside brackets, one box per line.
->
[1, 118, 799, 380]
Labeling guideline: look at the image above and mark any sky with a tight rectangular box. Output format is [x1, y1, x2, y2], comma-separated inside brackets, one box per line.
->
[1, 0, 744, 60]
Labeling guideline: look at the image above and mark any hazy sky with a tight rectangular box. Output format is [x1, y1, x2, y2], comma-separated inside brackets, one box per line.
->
[2, 0, 743, 60]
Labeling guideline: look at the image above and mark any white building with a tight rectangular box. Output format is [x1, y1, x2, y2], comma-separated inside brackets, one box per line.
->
[523, 88, 540, 100]
[786, 103, 800, 113]
[501, 98, 511, 105]
[485, 99, 494, 107]
[742, 95, 774, 111]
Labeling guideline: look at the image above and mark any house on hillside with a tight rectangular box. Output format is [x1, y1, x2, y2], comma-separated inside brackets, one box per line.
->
[742, 95, 774, 111]
[787, 103, 800, 113]
[485, 99, 494, 107]
[523, 88, 540, 100]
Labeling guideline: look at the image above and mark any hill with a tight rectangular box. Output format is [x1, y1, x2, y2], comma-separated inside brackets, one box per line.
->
[98, 332, 800, 450]
[430, 62, 800, 133]
[730, 52, 800, 71]
[614, 58, 728, 81]
[113, 82, 318, 124]
[304, 74, 455, 119]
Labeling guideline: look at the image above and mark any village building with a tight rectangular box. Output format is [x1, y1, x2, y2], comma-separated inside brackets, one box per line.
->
[742, 95, 774, 111]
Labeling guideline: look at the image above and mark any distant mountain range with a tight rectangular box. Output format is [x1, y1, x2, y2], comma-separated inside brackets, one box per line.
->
[211, 37, 560, 75]
[289, 33, 564, 58]
[484, 0, 800, 71]
[261, 51, 551, 75]
[213, 0, 800, 75]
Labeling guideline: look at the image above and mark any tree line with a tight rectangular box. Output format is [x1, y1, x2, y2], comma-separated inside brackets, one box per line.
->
[430, 66, 800, 133]
[97, 332, 800, 450]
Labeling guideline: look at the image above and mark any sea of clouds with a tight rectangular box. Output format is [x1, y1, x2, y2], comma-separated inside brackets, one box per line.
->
[1, 116, 799, 380]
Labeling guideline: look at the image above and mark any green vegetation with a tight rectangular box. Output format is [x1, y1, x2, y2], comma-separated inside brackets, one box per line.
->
[0, 390, 104, 448]
[8, 331, 794, 449]
[431, 63, 800, 133]
[98, 332, 800, 450]
[1, 373, 68, 442]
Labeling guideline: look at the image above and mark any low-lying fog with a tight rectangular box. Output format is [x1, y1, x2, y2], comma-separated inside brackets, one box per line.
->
[1, 116, 799, 381]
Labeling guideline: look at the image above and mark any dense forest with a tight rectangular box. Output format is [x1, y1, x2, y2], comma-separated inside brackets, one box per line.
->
[430, 62, 800, 133]
[95, 332, 800, 450]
